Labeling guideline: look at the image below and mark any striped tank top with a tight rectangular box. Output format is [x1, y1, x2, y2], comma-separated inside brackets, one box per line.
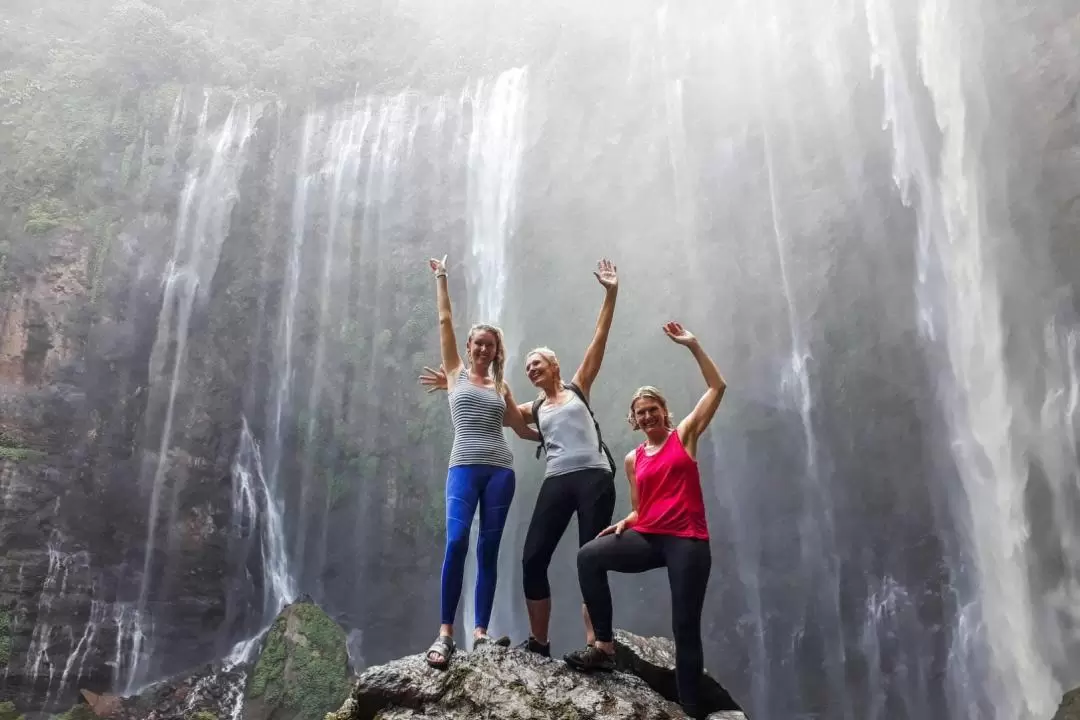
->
[448, 368, 513, 469]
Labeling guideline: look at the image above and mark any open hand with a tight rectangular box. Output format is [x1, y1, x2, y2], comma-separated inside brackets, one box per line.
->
[597, 519, 627, 538]
[662, 321, 697, 347]
[429, 255, 448, 275]
[418, 365, 449, 393]
[593, 258, 618, 290]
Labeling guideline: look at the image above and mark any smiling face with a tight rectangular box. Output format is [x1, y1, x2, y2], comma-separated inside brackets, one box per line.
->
[467, 328, 499, 372]
[524, 348, 560, 388]
[628, 386, 673, 438]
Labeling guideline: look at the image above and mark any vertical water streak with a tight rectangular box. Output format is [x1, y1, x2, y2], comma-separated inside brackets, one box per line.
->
[460, 67, 529, 638]
[297, 102, 371, 591]
[23, 535, 67, 695]
[134, 98, 260, 690]
[233, 417, 295, 625]
[866, 0, 1058, 715]
[750, 4, 848, 715]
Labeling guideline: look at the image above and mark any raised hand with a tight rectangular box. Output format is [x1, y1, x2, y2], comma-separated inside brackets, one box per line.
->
[662, 321, 697, 347]
[593, 258, 618, 291]
[429, 255, 448, 276]
[418, 365, 449, 393]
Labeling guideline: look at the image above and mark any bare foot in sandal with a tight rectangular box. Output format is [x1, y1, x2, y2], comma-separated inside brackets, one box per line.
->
[426, 634, 455, 669]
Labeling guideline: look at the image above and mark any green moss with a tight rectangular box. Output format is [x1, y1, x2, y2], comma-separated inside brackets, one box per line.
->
[0, 700, 24, 720]
[188, 712, 218, 720]
[247, 602, 351, 720]
[23, 198, 73, 235]
[48, 706, 95, 720]
[0, 446, 46, 462]
[0, 610, 11, 667]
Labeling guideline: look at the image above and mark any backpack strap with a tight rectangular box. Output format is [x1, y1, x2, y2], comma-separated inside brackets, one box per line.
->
[532, 394, 547, 460]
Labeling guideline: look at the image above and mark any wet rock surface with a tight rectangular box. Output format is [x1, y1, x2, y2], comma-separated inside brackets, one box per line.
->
[326, 629, 747, 720]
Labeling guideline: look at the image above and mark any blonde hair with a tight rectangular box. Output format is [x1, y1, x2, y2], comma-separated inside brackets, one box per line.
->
[627, 386, 674, 430]
[467, 324, 506, 393]
[525, 346, 563, 398]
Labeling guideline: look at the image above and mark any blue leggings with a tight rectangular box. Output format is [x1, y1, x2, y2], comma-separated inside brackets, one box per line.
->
[441, 464, 516, 628]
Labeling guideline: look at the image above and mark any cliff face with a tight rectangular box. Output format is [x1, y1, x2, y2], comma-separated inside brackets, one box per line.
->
[3, 1, 1080, 719]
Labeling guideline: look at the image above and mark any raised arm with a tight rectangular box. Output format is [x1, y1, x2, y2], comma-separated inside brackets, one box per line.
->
[597, 451, 640, 537]
[503, 386, 540, 441]
[666, 322, 726, 458]
[429, 256, 464, 384]
[571, 259, 618, 399]
[420, 362, 534, 422]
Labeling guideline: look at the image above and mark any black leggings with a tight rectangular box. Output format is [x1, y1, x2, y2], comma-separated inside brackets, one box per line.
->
[577, 530, 711, 713]
[522, 468, 615, 600]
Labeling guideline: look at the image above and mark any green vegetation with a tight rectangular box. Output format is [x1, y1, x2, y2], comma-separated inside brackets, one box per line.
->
[0, 610, 10, 667]
[247, 602, 351, 720]
[0, 701, 22, 720]
[0, 447, 46, 462]
[48, 706, 95, 720]
[188, 711, 219, 720]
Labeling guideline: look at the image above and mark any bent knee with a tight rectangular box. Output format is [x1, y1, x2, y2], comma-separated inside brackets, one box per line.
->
[576, 539, 605, 571]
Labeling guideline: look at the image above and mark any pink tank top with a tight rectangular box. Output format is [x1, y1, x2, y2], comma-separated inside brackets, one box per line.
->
[633, 431, 709, 540]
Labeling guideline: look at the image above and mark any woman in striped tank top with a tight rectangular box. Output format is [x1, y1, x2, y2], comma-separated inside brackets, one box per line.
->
[424, 254, 537, 670]
[421, 259, 621, 658]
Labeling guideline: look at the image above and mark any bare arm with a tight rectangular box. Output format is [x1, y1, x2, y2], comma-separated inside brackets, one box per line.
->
[503, 387, 540, 441]
[419, 365, 534, 426]
[667, 322, 726, 459]
[571, 259, 619, 399]
[429, 256, 464, 384]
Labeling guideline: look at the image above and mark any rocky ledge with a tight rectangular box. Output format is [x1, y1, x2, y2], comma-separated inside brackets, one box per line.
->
[326, 629, 747, 720]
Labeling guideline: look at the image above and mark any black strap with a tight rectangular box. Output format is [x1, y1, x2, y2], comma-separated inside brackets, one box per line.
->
[533, 383, 617, 475]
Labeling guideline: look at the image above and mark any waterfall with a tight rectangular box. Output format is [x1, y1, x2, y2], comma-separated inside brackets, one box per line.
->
[131, 92, 261, 690]
[867, 0, 1070, 715]
[232, 417, 296, 626]
[460, 67, 529, 639]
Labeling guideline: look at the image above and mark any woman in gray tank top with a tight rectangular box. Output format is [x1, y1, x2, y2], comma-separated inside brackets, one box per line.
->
[421, 258, 620, 658]
[424, 254, 537, 670]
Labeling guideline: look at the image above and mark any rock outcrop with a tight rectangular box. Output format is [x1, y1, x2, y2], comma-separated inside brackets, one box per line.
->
[245, 600, 352, 720]
[1054, 687, 1080, 720]
[326, 629, 747, 720]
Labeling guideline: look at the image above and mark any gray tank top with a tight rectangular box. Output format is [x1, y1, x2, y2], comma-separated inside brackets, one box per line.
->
[448, 368, 513, 469]
[537, 391, 609, 478]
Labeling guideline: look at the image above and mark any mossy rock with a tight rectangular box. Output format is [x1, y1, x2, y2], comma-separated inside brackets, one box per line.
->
[0, 610, 11, 667]
[188, 712, 219, 720]
[0, 701, 24, 720]
[47, 705, 95, 720]
[245, 601, 351, 720]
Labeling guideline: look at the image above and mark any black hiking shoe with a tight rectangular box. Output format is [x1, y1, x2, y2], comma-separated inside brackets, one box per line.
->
[563, 644, 616, 672]
[516, 636, 551, 657]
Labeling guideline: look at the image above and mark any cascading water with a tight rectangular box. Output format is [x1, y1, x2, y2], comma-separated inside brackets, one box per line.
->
[459, 67, 529, 640]
[865, 0, 1080, 716]
[8, 4, 1080, 718]
[130, 93, 262, 690]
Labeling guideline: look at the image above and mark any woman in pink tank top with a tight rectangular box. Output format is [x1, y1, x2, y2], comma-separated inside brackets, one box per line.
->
[565, 321, 728, 720]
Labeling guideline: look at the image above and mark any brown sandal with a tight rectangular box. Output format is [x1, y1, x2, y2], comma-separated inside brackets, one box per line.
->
[426, 634, 455, 669]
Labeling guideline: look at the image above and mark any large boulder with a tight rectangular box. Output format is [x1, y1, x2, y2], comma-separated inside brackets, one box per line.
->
[1054, 687, 1080, 720]
[245, 600, 352, 720]
[326, 629, 747, 720]
[613, 630, 743, 716]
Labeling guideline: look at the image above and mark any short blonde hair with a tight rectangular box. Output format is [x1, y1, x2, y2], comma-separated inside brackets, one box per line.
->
[627, 386, 674, 430]
[525, 347, 563, 397]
